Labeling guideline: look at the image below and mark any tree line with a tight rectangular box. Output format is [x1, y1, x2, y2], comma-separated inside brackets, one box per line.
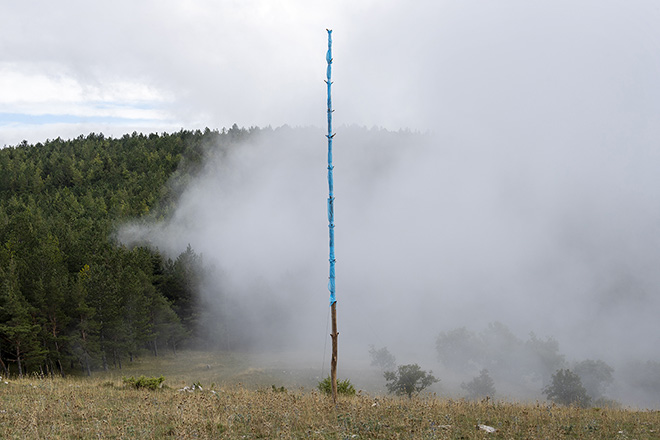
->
[371, 321, 660, 407]
[433, 322, 660, 407]
[0, 126, 257, 377]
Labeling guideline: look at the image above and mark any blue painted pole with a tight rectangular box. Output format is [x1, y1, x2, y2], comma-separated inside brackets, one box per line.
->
[326, 29, 336, 306]
[325, 29, 338, 403]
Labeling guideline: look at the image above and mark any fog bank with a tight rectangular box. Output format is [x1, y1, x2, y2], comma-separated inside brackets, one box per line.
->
[119, 124, 660, 378]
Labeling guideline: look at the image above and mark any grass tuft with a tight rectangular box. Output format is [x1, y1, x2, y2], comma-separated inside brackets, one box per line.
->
[317, 376, 357, 396]
[122, 375, 166, 390]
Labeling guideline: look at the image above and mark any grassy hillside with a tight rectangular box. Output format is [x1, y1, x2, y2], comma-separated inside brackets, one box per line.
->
[1, 354, 658, 439]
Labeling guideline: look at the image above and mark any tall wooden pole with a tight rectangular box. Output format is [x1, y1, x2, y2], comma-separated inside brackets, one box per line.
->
[325, 29, 338, 404]
[331, 301, 338, 402]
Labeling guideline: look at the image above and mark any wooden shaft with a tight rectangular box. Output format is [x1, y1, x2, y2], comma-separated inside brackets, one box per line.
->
[330, 301, 338, 404]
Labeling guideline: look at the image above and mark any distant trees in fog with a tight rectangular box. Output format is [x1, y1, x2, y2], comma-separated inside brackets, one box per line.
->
[435, 322, 565, 385]
[617, 361, 660, 408]
[433, 322, 647, 406]
[461, 369, 496, 400]
[572, 359, 614, 401]
[369, 345, 397, 371]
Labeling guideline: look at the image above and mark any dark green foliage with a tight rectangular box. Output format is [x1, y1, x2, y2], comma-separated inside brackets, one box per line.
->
[317, 376, 356, 396]
[543, 369, 591, 407]
[0, 127, 255, 376]
[123, 375, 165, 390]
[157, 244, 203, 334]
[271, 385, 287, 393]
[0, 254, 45, 377]
[461, 369, 496, 400]
[368, 345, 396, 371]
[384, 364, 439, 398]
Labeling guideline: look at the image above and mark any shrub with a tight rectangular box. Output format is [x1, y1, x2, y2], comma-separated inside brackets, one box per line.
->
[317, 376, 356, 396]
[543, 369, 591, 407]
[122, 375, 165, 390]
[271, 385, 287, 393]
[384, 364, 439, 398]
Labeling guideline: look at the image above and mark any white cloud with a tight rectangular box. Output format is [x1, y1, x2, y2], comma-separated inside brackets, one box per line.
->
[0, 63, 169, 110]
[3, 0, 658, 146]
[0, 65, 81, 106]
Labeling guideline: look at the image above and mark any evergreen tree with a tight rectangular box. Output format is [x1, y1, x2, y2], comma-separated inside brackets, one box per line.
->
[68, 264, 99, 376]
[543, 369, 591, 407]
[0, 255, 44, 377]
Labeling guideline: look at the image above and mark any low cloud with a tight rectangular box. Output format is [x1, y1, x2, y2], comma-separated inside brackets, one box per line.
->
[118, 124, 660, 383]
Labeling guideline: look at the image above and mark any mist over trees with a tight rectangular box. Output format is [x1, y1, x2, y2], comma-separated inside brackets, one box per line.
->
[369, 345, 397, 371]
[461, 369, 496, 401]
[433, 322, 660, 408]
[435, 322, 566, 387]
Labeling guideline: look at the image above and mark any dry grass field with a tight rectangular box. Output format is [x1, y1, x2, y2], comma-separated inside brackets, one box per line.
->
[0, 351, 658, 439]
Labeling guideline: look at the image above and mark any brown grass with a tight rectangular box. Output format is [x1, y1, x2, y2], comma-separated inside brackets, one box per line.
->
[1, 351, 658, 439]
[1, 375, 659, 439]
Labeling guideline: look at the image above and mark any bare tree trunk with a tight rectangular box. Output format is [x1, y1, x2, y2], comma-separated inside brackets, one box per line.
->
[85, 354, 91, 377]
[0, 356, 8, 376]
[100, 330, 108, 371]
[52, 319, 64, 376]
[16, 346, 23, 379]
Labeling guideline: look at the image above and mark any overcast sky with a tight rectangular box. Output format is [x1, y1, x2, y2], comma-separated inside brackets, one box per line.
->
[2, 0, 659, 147]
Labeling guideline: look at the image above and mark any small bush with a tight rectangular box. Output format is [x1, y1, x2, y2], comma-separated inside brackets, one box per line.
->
[271, 385, 287, 393]
[384, 364, 439, 398]
[317, 376, 356, 396]
[122, 375, 165, 390]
